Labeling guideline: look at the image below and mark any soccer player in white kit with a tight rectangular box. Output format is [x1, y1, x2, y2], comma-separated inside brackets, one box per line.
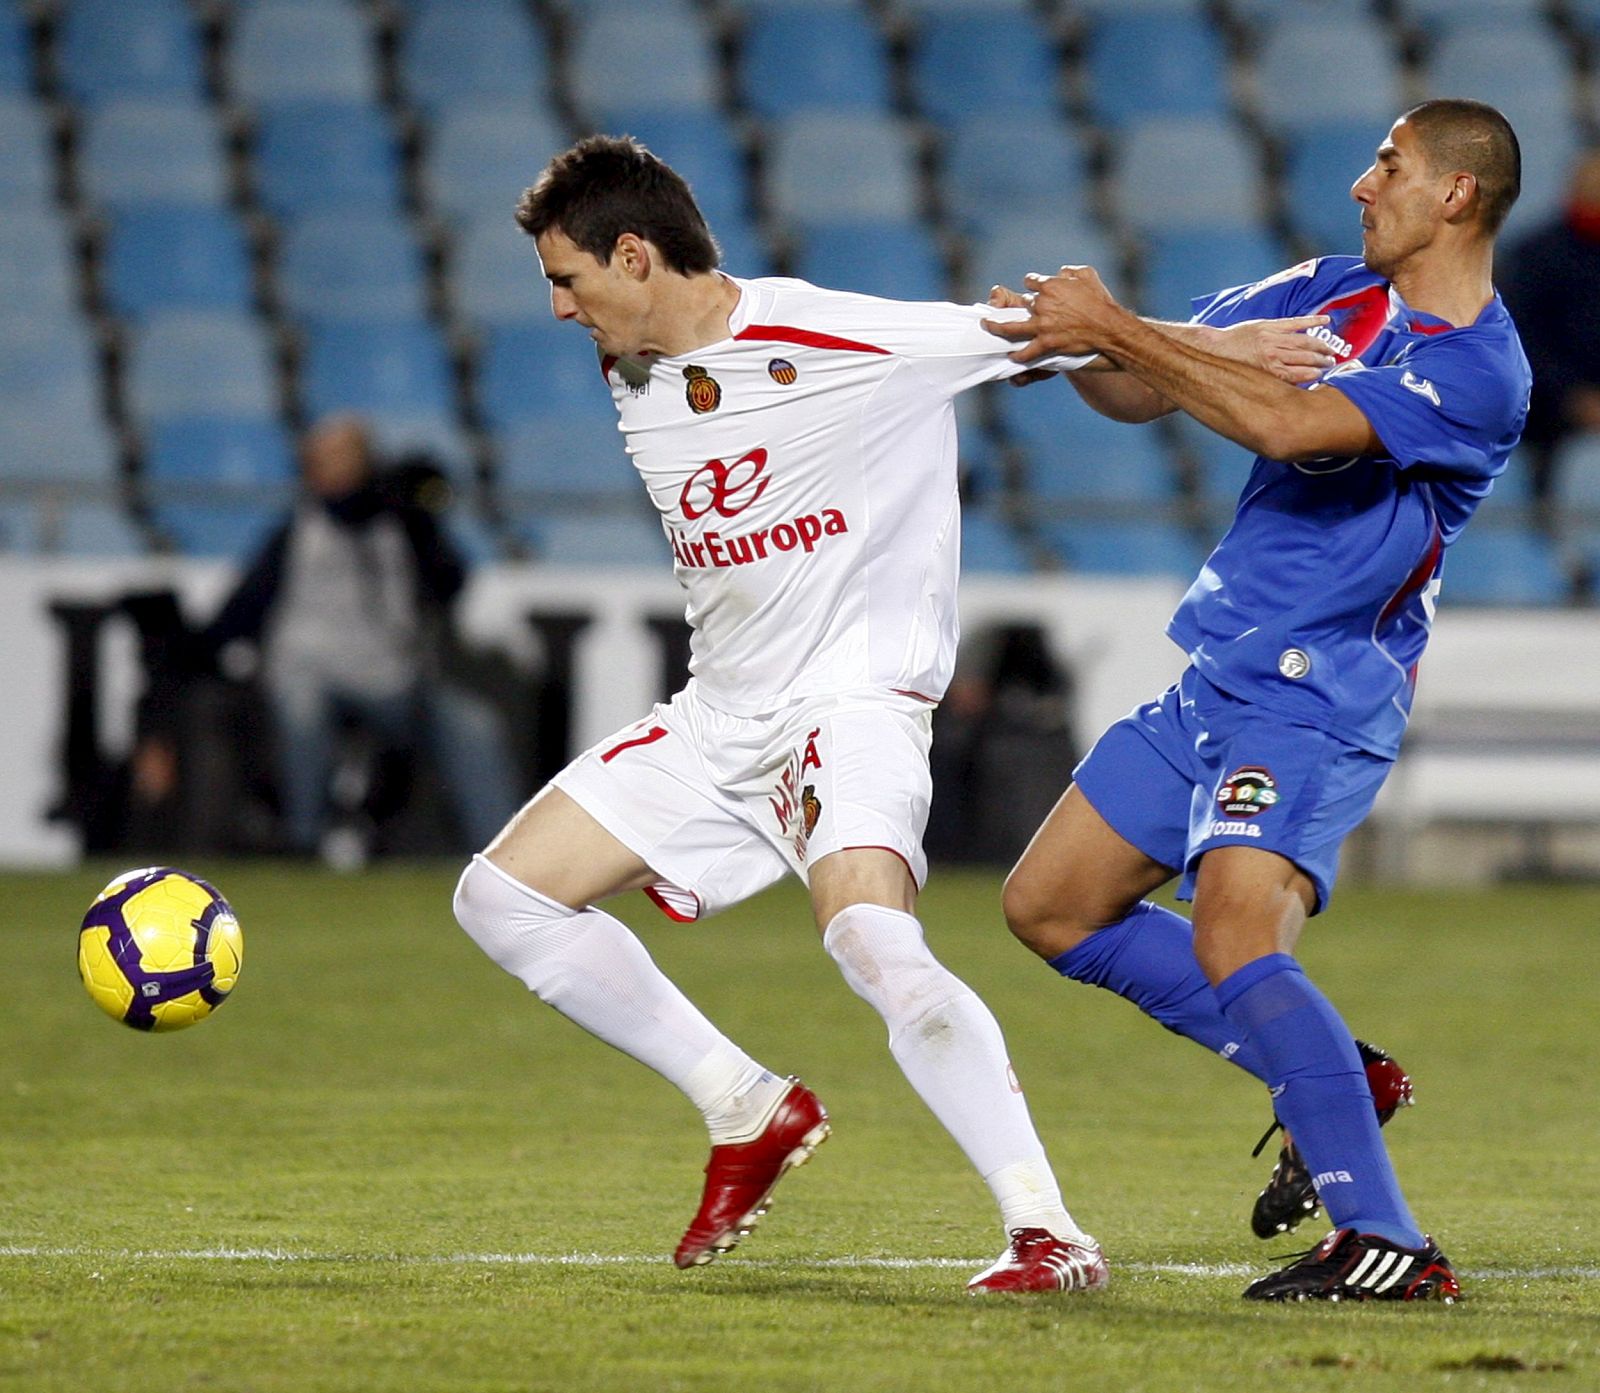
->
[451, 135, 1320, 1292]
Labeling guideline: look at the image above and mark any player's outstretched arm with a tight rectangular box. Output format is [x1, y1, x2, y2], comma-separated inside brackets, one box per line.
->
[987, 268, 1381, 462]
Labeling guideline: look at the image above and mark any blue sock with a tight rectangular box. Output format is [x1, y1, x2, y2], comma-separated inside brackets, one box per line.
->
[1050, 901, 1267, 1081]
[1216, 954, 1423, 1248]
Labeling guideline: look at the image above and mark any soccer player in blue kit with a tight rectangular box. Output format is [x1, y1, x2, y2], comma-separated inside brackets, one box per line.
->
[984, 99, 1530, 1301]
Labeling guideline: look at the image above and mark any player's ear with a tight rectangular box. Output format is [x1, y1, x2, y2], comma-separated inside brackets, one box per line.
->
[1442, 171, 1478, 223]
[614, 232, 652, 281]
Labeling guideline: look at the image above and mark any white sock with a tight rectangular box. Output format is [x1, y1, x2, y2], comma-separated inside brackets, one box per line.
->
[454, 855, 782, 1141]
[823, 903, 1087, 1241]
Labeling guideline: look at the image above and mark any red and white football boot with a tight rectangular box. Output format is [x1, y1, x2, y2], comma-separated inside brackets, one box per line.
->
[966, 1228, 1110, 1294]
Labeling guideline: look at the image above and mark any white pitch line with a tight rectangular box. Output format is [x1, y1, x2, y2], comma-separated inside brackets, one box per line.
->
[1, 1245, 1595, 1280]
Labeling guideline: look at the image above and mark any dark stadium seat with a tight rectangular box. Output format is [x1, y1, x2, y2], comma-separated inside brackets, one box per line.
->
[0, 208, 78, 317]
[0, 6, 29, 93]
[1002, 388, 1179, 504]
[1168, 412, 1255, 514]
[569, 4, 718, 126]
[1441, 527, 1570, 605]
[78, 98, 231, 211]
[792, 220, 949, 302]
[1251, 15, 1404, 139]
[399, 0, 551, 118]
[424, 103, 568, 226]
[1043, 519, 1205, 579]
[764, 113, 919, 229]
[959, 503, 1032, 575]
[1083, 13, 1229, 129]
[1137, 227, 1285, 322]
[57, 0, 205, 106]
[739, 6, 893, 118]
[495, 416, 638, 497]
[585, 108, 748, 231]
[1112, 117, 1266, 234]
[252, 100, 403, 216]
[277, 210, 429, 326]
[125, 310, 280, 422]
[940, 117, 1090, 237]
[102, 206, 254, 319]
[908, 12, 1061, 127]
[145, 416, 295, 490]
[150, 501, 283, 560]
[477, 321, 616, 432]
[229, 1, 379, 109]
[513, 512, 672, 568]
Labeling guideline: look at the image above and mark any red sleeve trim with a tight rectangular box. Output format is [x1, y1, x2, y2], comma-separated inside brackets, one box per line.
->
[643, 884, 702, 923]
[735, 324, 891, 355]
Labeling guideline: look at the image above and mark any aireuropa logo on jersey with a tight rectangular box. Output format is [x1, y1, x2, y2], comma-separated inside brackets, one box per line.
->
[669, 448, 851, 569]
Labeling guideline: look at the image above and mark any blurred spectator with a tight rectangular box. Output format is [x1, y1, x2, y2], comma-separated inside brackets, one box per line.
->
[205, 413, 521, 861]
[1502, 148, 1600, 500]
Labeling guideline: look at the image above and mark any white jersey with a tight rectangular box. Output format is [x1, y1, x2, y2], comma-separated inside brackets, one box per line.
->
[602, 276, 1089, 716]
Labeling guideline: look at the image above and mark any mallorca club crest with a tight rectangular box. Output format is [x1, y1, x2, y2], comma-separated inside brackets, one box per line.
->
[683, 364, 721, 414]
[801, 785, 822, 838]
[1216, 767, 1280, 819]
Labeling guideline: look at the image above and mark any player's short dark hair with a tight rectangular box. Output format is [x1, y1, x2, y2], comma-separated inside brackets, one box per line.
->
[515, 134, 719, 274]
[1400, 99, 1521, 234]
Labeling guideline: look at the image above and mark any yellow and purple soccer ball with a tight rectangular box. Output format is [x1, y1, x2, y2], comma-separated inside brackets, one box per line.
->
[77, 867, 243, 1032]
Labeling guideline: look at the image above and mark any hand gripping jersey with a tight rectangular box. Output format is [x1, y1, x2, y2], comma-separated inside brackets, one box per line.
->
[600, 277, 1089, 716]
[1171, 255, 1531, 758]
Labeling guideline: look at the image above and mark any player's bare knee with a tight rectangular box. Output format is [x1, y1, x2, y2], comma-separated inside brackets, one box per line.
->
[1001, 864, 1095, 958]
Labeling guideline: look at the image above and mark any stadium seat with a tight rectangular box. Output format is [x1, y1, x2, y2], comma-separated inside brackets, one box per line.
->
[1553, 435, 1600, 512]
[102, 205, 254, 319]
[78, 98, 230, 211]
[1044, 519, 1204, 579]
[1251, 16, 1404, 139]
[1396, 0, 1547, 37]
[792, 220, 949, 303]
[252, 100, 403, 216]
[1112, 117, 1266, 234]
[960, 503, 1033, 575]
[1137, 227, 1285, 322]
[145, 416, 295, 489]
[569, 4, 718, 126]
[0, 98, 52, 209]
[1442, 526, 1569, 605]
[125, 310, 280, 422]
[1002, 385, 1179, 502]
[0, 209, 78, 317]
[0, 414, 119, 485]
[514, 511, 671, 568]
[300, 319, 456, 424]
[0, 313, 103, 425]
[764, 113, 919, 229]
[54, 500, 148, 556]
[0, 7, 30, 93]
[941, 117, 1090, 238]
[1569, 0, 1600, 39]
[1168, 411, 1255, 513]
[367, 414, 474, 477]
[1071, 0, 1207, 12]
[585, 108, 748, 231]
[1282, 122, 1386, 255]
[451, 215, 548, 330]
[961, 213, 1118, 305]
[229, 2, 379, 108]
[57, 0, 205, 106]
[477, 320, 616, 432]
[399, 0, 551, 117]
[496, 416, 636, 497]
[1083, 13, 1229, 129]
[908, 12, 1061, 127]
[277, 210, 429, 325]
[740, 6, 893, 118]
[424, 103, 568, 226]
[152, 501, 283, 560]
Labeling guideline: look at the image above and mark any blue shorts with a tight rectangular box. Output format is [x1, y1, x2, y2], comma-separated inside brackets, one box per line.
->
[1074, 667, 1393, 913]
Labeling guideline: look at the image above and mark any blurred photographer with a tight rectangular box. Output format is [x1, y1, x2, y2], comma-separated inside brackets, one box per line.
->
[205, 413, 520, 861]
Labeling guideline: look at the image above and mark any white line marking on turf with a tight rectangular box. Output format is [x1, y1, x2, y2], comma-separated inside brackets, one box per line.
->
[1, 1245, 1595, 1280]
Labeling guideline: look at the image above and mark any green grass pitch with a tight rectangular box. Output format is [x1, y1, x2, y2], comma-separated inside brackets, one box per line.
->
[5, 863, 1598, 1391]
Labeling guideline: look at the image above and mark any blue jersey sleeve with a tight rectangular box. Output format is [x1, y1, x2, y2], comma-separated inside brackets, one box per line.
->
[1189, 259, 1332, 328]
[1318, 331, 1528, 480]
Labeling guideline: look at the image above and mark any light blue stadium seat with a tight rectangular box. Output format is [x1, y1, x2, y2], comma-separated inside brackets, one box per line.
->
[300, 319, 455, 423]
[1570, 0, 1600, 38]
[1169, 411, 1255, 512]
[570, 4, 717, 125]
[153, 502, 283, 560]
[1084, 13, 1228, 129]
[516, 511, 672, 569]
[1442, 526, 1569, 605]
[941, 117, 1090, 238]
[126, 310, 279, 422]
[792, 220, 948, 302]
[399, 1, 550, 117]
[370, 414, 474, 476]
[1252, 16, 1404, 139]
[496, 417, 636, 497]
[895, 0, 1035, 13]
[229, 2, 378, 108]
[252, 100, 403, 216]
[145, 416, 294, 494]
[79, 98, 230, 211]
[477, 320, 616, 431]
[58, 0, 205, 106]
[278, 211, 428, 325]
[1003, 385, 1179, 503]
[589, 108, 748, 230]
[0, 209, 78, 316]
[1553, 436, 1600, 511]
[0, 7, 29, 93]
[0, 415, 119, 484]
[1397, 0, 1547, 35]
[961, 212, 1119, 304]
[452, 215, 547, 328]
[103, 205, 254, 319]
[1044, 519, 1205, 579]
[425, 103, 568, 226]
[1282, 121, 1386, 255]
[909, 12, 1061, 126]
[960, 502, 1032, 575]
[55, 500, 148, 556]
[1072, 0, 1206, 12]
[765, 113, 919, 228]
[0, 98, 54, 210]
[1138, 227, 1285, 322]
[1113, 117, 1265, 234]
[740, 6, 893, 118]
[0, 312, 103, 424]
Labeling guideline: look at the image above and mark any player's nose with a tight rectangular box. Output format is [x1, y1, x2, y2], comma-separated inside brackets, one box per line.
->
[550, 287, 579, 321]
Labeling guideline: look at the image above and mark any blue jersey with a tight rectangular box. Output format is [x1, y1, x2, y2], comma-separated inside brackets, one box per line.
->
[1168, 255, 1531, 758]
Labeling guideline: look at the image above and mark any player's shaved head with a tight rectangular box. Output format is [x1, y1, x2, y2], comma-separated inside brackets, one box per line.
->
[1399, 99, 1521, 234]
[516, 134, 720, 275]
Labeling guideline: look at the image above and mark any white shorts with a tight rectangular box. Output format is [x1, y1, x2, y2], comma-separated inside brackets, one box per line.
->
[552, 683, 935, 921]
